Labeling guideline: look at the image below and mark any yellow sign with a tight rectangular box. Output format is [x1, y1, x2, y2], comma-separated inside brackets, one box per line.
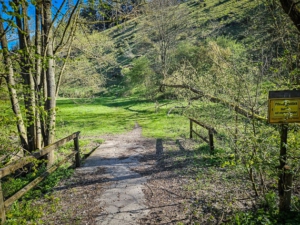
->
[268, 98, 300, 123]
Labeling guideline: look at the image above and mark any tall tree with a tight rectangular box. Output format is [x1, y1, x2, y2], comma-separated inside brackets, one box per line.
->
[0, 0, 80, 166]
[144, 0, 188, 79]
[79, 0, 143, 31]
[279, 0, 300, 32]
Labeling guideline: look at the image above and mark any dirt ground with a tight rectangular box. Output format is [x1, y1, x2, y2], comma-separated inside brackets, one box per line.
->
[38, 125, 198, 224]
[38, 125, 258, 225]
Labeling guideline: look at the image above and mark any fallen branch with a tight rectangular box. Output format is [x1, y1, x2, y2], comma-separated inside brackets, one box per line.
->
[161, 83, 267, 122]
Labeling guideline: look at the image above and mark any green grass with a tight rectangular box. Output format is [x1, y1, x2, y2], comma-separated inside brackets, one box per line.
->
[56, 96, 189, 139]
[1, 95, 191, 224]
[0, 99, 21, 159]
[0, 0, 293, 223]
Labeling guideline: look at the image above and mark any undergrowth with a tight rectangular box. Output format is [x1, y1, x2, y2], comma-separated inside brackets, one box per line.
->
[4, 165, 74, 225]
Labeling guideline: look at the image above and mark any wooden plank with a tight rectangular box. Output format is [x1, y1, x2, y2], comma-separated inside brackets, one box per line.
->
[278, 125, 291, 212]
[208, 130, 214, 153]
[0, 182, 5, 224]
[0, 156, 35, 179]
[0, 132, 80, 179]
[4, 152, 76, 208]
[32, 131, 80, 159]
[192, 131, 209, 143]
[279, 169, 292, 212]
[189, 118, 217, 134]
[74, 136, 80, 167]
[190, 120, 193, 139]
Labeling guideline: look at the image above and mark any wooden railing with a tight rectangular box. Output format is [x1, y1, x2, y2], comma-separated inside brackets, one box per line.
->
[189, 118, 217, 153]
[0, 131, 81, 224]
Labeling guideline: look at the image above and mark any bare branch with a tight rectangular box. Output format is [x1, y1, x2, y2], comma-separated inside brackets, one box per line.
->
[161, 83, 267, 122]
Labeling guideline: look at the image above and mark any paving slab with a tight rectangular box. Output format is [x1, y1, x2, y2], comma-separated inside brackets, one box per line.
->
[81, 126, 153, 225]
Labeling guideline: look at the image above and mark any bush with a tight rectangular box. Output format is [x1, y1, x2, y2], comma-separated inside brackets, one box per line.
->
[123, 56, 154, 85]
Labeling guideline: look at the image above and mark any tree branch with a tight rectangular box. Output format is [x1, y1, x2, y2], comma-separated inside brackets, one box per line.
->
[279, 0, 300, 32]
[161, 83, 267, 122]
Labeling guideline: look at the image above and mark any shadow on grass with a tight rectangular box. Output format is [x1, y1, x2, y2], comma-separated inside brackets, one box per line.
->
[57, 96, 151, 109]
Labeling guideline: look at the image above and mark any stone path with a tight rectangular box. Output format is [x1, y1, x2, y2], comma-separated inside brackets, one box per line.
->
[81, 126, 155, 224]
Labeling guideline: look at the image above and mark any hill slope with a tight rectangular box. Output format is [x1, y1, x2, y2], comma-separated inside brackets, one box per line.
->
[62, 0, 298, 98]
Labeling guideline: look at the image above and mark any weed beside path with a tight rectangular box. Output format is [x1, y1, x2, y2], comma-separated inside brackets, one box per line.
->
[138, 139, 259, 224]
[36, 127, 261, 224]
[3, 97, 269, 224]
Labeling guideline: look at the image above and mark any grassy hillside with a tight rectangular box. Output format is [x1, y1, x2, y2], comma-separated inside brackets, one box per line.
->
[63, 0, 297, 96]
[62, 0, 263, 97]
[2, 0, 300, 224]
[58, 0, 300, 223]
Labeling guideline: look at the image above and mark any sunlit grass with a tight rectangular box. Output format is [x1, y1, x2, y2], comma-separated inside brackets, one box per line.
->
[56, 97, 189, 139]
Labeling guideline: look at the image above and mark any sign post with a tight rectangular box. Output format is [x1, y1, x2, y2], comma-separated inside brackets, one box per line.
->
[268, 90, 300, 213]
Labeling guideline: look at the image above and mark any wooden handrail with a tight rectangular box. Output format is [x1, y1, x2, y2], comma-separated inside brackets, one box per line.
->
[0, 156, 35, 180]
[4, 152, 76, 208]
[0, 131, 80, 179]
[189, 118, 217, 134]
[189, 118, 216, 153]
[0, 131, 80, 224]
[32, 132, 80, 159]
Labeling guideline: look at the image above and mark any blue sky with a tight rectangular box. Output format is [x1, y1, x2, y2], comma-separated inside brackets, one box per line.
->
[0, 0, 72, 48]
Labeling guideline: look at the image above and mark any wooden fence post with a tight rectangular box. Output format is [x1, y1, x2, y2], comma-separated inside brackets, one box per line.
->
[278, 124, 291, 212]
[0, 181, 6, 224]
[74, 135, 80, 167]
[190, 119, 193, 139]
[208, 130, 214, 153]
[279, 166, 292, 212]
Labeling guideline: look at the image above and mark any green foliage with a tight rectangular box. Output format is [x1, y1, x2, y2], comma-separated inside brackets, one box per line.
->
[27, 166, 74, 199]
[122, 56, 159, 98]
[2, 178, 29, 199]
[123, 56, 154, 85]
[0, 99, 20, 162]
[59, 32, 116, 98]
[5, 194, 60, 225]
[233, 210, 277, 225]
[5, 201, 44, 225]
[94, 139, 104, 144]
[2, 161, 72, 199]
[233, 191, 300, 225]
[56, 97, 189, 139]
[2, 159, 40, 198]
[2, 0, 300, 223]
[172, 41, 202, 68]
[3, 166, 73, 224]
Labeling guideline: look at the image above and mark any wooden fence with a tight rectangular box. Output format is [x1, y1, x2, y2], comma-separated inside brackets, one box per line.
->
[0, 131, 81, 224]
[189, 118, 217, 153]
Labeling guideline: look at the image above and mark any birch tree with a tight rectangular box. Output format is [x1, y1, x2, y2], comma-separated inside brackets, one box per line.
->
[0, 0, 80, 166]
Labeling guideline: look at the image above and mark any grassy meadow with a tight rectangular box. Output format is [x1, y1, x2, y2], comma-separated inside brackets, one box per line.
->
[2, 0, 300, 223]
[56, 96, 189, 139]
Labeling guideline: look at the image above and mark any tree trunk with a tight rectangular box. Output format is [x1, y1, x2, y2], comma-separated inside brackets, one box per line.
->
[279, 0, 300, 32]
[35, 3, 43, 149]
[0, 20, 28, 150]
[1, 0, 80, 166]
[43, 0, 56, 166]
[14, 0, 37, 152]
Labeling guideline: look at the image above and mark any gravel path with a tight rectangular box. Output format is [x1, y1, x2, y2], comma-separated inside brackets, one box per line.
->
[37, 125, 260, 224]
[38, 125, 192, 224]
[82, 125, 155, 224]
